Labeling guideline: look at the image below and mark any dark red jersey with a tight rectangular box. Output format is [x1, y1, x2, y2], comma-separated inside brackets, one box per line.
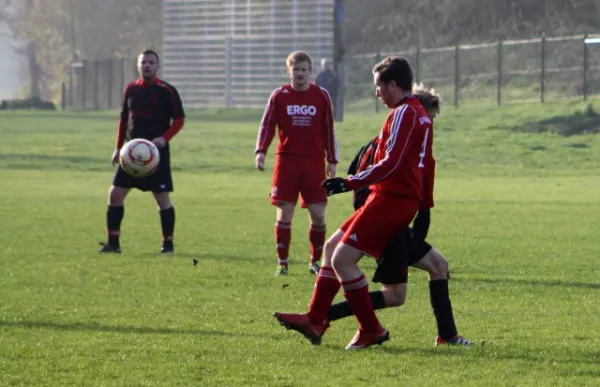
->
[116, 78, 185, 149]
[347, 96, 432, 202]
[255, 83, 338, 164]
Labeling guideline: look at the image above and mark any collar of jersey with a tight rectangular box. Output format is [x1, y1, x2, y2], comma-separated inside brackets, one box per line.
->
[135, 78, 161, 87]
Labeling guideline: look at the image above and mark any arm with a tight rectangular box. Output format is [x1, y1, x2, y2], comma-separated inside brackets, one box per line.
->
[162, 84, 186, 142]
[412, 209, 430, 241]
[347, 105, 417, 190]
[414, 131, 435, 241]
[115, 85, 130, 150]
[322, 89, 339, 164]
[255, 89, 279, 155]
[347, 137, 377, 175]
[420, 158, 435, 210]
[347, 144, 368, 176]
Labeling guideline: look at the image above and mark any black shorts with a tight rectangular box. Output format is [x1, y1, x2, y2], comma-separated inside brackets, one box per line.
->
[112, 148, 173, 192]
[371, 229, 433, 285]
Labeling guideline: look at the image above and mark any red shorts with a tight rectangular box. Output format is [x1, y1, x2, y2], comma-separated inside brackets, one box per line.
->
[270, 155, 327, 208]
[340, 193, 419, 258]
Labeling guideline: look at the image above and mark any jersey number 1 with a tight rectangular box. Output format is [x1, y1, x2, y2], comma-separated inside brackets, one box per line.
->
[418, 128, 430, 168]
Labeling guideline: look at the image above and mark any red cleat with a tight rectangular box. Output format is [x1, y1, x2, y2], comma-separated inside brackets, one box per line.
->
[273, 312, 326, 345]
[345, 327, 390, 350]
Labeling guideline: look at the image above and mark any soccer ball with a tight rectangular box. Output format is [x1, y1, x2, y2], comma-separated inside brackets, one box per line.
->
[119, 139, 160, 177]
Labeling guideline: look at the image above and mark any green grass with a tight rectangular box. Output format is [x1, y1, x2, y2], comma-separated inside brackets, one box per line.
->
[0, 100, 599, 386]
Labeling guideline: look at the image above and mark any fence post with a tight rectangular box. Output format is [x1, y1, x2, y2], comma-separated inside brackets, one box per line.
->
[375, 52, 381, 113]
[94, 60, 100, 110]
[68, 66, 73, 109]
[583, 34, 588, 101]
[120, 58, 125, 104]
[61, 82, 67, 110]
[133, 59, 138, 82]
[454, 45, 460, 107]
[225, 36, 233, 108]
[81, 60, 87, 110]
[497, 40, 503, 106]
[415, 47, 421, 84]
[540, 35, 546, 103]
[107, 59, 113, 109]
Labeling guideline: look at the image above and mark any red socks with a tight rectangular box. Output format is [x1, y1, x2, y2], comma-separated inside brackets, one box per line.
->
[309, 224, 326, 264]
[307, 266, 340, 325]
[275, 221, 291, 266]
[342, 275, 382, 333]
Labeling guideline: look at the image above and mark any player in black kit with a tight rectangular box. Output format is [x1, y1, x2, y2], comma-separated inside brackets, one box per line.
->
[99, 49, 185, 254]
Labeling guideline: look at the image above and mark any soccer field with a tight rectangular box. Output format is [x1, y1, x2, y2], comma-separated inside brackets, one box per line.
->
[0, 101, 599, 386]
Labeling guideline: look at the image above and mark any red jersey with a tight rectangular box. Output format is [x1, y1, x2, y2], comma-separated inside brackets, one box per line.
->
[347, 96, 432, 202]
[255, 83, 338, 164]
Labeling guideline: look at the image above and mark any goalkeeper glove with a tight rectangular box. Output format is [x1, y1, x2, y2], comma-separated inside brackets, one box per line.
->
[322, 177, 350, 196]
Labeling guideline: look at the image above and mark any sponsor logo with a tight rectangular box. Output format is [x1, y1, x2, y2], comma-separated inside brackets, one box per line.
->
[286, 105, 317, 116]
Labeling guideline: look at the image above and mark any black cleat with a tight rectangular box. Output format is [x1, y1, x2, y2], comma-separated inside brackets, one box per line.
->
[98, 242, 121, 253]
[159, 243, 174, 254]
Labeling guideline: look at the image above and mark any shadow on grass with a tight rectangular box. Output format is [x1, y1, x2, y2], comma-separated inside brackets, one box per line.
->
[516, 103, 600, 136]
[451, 276, 600, 290]
[136, 252, 261, 264]
[0, 319, 267, 339]
[0, 153, 103, 164]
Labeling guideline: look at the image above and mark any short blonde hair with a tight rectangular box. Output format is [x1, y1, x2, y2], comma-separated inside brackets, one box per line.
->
[286, 51, 313, 70]
[413, 83, 441, 116]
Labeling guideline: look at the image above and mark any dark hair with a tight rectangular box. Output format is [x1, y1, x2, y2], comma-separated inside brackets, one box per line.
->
[139, 49, 160, 64]
[372, 56, 413, 91]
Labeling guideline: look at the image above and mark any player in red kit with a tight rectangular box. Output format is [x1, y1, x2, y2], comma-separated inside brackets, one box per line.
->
[274, 56, 432, 350]
[326, 85, 475, 347]
[255, 51, 338, 277]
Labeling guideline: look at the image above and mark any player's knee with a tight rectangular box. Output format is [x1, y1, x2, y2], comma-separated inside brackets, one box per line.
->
[276, 202, 295, 223]
[382, 286, 406, 307]
[427, 249, 449, 280]
[153, 193, 172, 210]
[324, 236, 339, 258]
[309, 213, 326, 227]
[108, 186, 127, 205]
[308, 205, 326, 226]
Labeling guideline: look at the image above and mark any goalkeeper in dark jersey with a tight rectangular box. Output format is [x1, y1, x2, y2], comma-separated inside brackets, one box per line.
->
[99, 49, 185, 255]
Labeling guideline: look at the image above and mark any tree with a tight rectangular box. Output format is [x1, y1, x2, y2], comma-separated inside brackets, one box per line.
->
[1, 0, 162, 102]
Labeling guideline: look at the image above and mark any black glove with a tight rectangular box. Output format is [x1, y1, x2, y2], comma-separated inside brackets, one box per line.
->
[412, 209, 431, 242]
[322, 177, 350, 196]
[353, 187, 372, 210]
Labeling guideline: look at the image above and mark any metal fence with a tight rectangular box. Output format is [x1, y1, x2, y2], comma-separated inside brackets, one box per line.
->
[161, 0, 335, 109]
[345, 34, 600, 113]
[63, 33, 600, 112]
